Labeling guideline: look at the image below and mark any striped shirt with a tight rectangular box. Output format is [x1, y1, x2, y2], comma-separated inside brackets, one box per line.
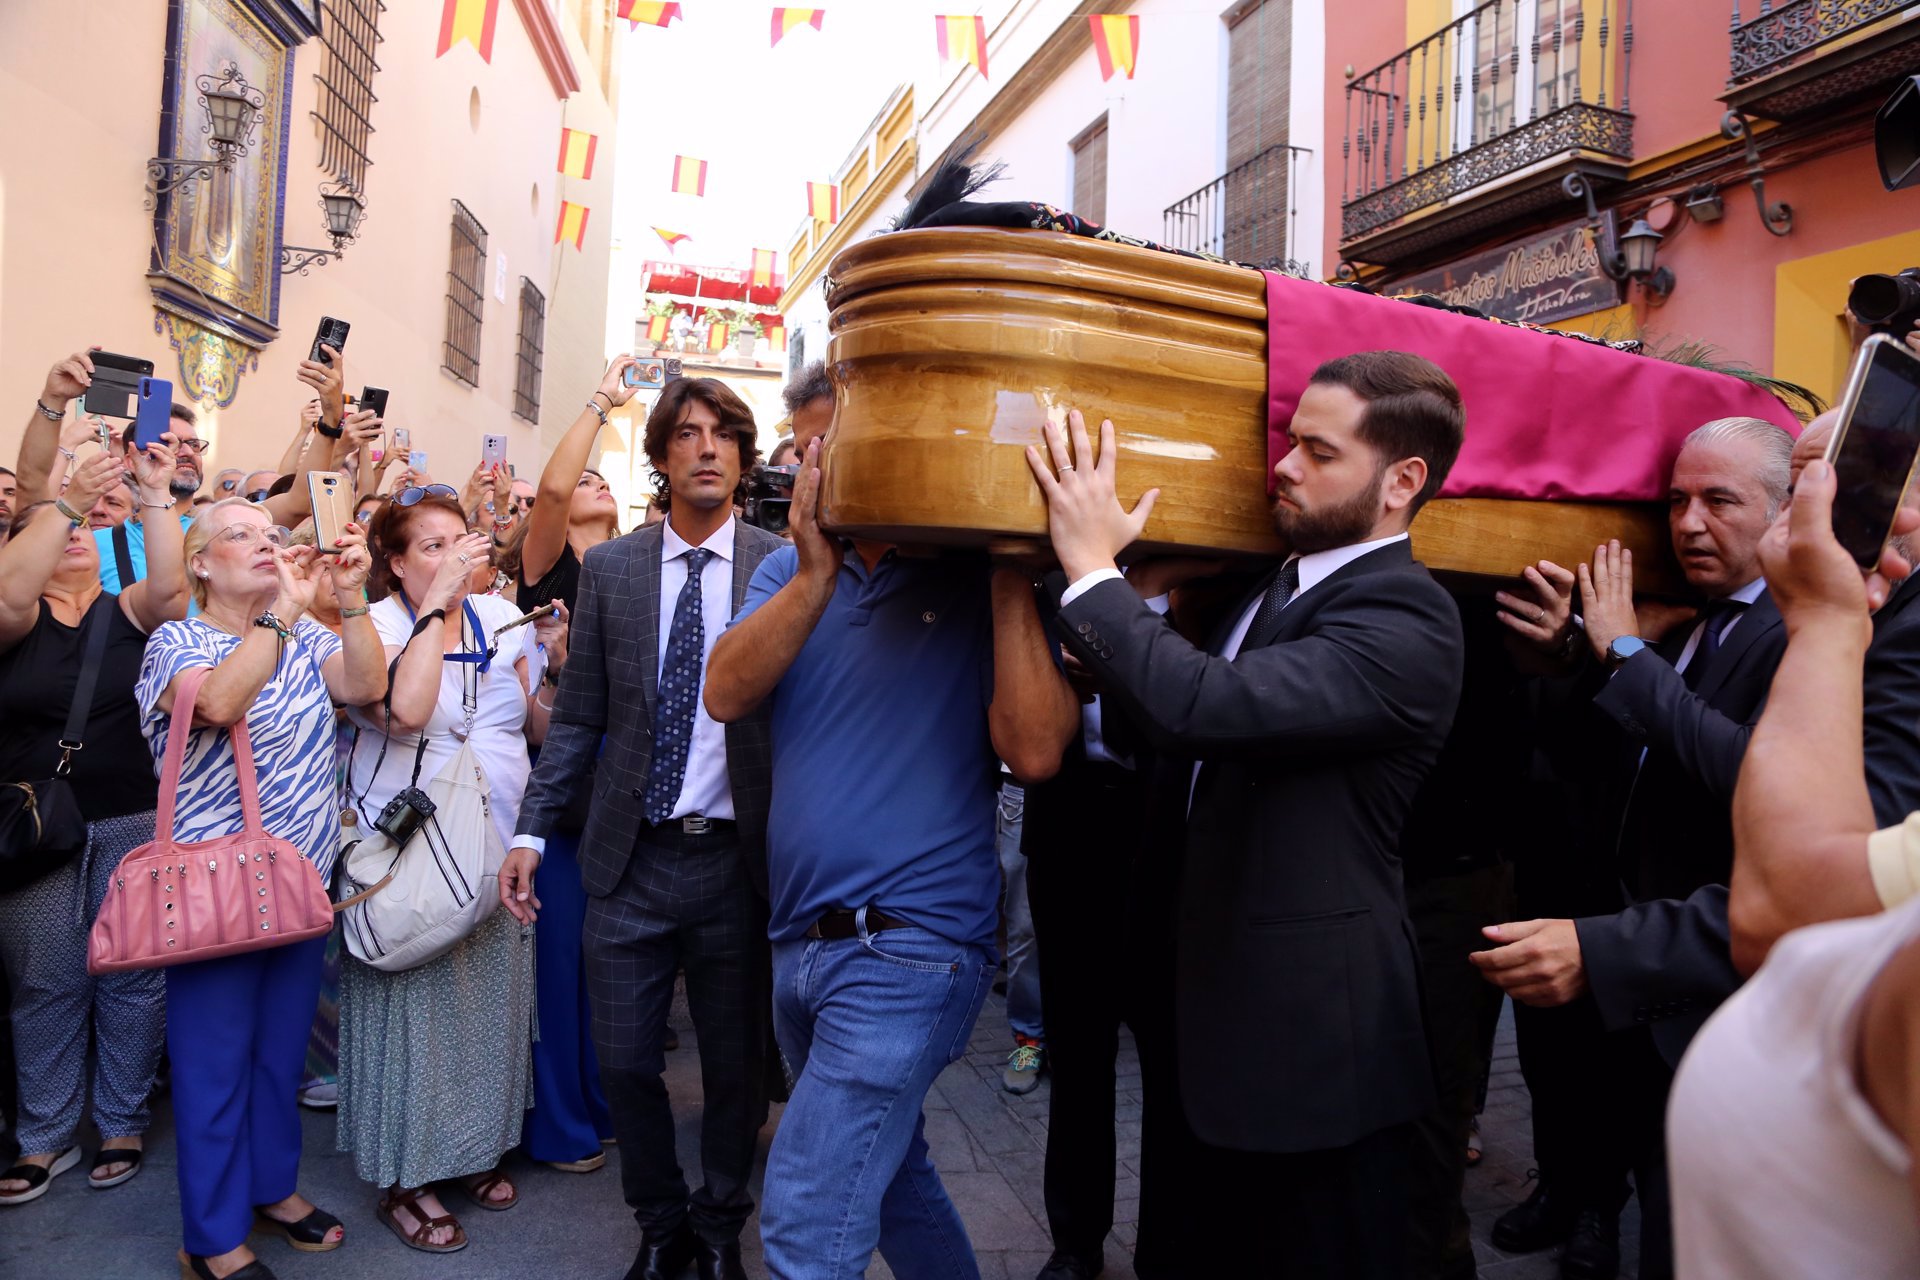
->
[136, 617, 346, 881]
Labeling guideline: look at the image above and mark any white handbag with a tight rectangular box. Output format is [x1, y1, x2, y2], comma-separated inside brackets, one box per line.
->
[336, 739, 505, 972]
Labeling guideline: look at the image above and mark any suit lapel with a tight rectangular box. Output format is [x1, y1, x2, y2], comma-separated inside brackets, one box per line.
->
[1691, 591, 1779, 703]
[627, 525, 665, 723]
[1209, 571, 1273, 656]
[1256, 540, 1416, 650]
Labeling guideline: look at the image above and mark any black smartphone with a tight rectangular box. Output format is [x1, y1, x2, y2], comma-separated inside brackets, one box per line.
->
[359, 385, 389, 419]
[1825, 333, 1920, 567]
[81, 351, 156, 419]
[310, 316, 350, 364]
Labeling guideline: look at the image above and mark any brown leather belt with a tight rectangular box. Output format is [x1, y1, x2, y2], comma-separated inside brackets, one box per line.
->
[805, 908, 912, 940]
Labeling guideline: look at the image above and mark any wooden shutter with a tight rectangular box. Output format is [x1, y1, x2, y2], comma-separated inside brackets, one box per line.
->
[1226, 0, 1292, 168]
[1072, 116, 1109, 226]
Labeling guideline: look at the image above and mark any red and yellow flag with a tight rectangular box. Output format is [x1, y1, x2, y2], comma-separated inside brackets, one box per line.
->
[707, 321, 731, 352]
[645, 313, 671, 344]
[436, 0, 499, 62]
[767, 324, 788, 353]
[1089, 14, 1139, 80]
[555, 201, 589, 249]
[654, 227, 690, 250]
[805, 181, 840, 223]
[556, 128, 598, 179]
[671, 155, 708, 196]
[618, 0, 681, 27]
[935, 14, 988, 79]
[771, 8, 825, 46]
[751, 248, 778, 288]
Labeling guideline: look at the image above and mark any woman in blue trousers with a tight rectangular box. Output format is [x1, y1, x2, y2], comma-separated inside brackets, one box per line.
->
[521, 825, 615, 1167]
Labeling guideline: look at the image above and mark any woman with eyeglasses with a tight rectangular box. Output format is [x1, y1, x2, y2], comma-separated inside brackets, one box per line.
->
[133, 495, 385, 1279]
[0, 441, 188, 1209]
[336, 486, 554, 1254]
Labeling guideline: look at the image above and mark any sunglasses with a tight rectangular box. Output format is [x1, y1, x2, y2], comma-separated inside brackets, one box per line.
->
[244, 489, 270, 503]
[395, 484, 459, 507]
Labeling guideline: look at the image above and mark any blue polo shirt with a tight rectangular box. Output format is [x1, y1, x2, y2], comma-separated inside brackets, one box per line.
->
[735, 545, 1002, 947]
[95, 514, 193, 594]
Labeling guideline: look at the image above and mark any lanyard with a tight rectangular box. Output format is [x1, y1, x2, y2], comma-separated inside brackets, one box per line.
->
[400, 594, 493, 675]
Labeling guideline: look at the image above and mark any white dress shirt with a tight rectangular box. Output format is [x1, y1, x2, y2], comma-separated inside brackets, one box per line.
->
[658, 515, 738, 821]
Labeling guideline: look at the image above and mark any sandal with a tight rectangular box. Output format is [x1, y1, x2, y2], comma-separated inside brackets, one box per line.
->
[90, 1146, 144, 1189]
[455, 1166, 519, 1211]
[378, 1186, 467, 1254]
[543, 1150, 606, 1174]
[177, 1250, 277, 1279]
[253, 1203, 344, 1252]
[0, 1146, 82, 1206]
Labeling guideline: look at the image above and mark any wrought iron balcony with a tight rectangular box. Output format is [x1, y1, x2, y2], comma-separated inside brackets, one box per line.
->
[1725, 0, 1920, 120]
[1340, 0, 1635, 264]
[1162, 144, 1312, 272]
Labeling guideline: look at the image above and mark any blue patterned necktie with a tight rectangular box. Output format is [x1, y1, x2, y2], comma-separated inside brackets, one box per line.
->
[643, 547, 713, 823]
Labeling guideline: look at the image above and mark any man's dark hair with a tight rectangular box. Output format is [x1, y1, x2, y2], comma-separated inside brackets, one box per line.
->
[643, 376, 760, 511]
[170, 402, 197, 428]
[1306, 350, 1465, 513]
[0, 465, 14, 478]
[782, 360, 832, 415]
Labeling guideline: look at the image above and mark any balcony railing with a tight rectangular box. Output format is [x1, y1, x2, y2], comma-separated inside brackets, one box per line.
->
[1341, 0, 1636, 245]
[1163, 144, 1311, 272]
[1730, 0, 1920, 84]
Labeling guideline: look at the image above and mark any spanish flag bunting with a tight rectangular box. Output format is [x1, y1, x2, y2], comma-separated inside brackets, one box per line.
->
[671, 155, 708, 196]
[1089, 14, 1139, 80]
[555, 201, 589, 250]
[617, 0, 681, 27]
[935, 14, 988, 80]
[751, 248, 778, 288]
[654, 227, 690, 250]
[767, 324, 788, 353]
[436, 0, 499, 62]
[770, 8, 824, 46]
[646, 313, 671, 344]
[805, 181, 840, 223]
[556, 128, 598, 180]
[707, 322, 731, 352]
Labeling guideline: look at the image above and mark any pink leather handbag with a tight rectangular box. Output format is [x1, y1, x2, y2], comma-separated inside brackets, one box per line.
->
[88, 667, 334, 974]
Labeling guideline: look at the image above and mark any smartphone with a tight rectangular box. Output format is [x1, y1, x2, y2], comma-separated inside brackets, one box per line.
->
[359, 385, 389, 420]
[624, 360, 666, 390]
[482, 433, 507, 466]
[491, 600, 558, 642]
[393, 427, 411, 452]
[307, 471, 354, 554]
[133, 377, 173, 450]
[408, 449, 428, 472]
[309, 316, 350, 364]
[1825, 333, 1920, 568]
[81, 351, 155, 419]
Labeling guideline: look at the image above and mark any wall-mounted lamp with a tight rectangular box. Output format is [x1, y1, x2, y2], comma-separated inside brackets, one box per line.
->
[144, 63, 264, 209]
[1564, 174, 1677, 304]
[281, 179, 367, 276]
[1684, 184, 1725, 224]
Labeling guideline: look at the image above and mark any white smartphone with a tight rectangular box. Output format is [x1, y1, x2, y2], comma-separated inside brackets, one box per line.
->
[482, 433, 507, 466]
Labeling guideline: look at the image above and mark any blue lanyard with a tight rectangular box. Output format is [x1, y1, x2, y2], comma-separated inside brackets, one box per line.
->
[400, 594, 492, 674]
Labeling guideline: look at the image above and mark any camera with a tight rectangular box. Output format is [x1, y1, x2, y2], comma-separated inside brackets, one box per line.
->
[744, 464, 798, 535]
[1849, 268, 1920, 338]
[373, 786, 437, 846]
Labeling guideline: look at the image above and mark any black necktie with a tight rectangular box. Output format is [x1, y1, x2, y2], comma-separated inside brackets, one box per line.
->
[1239, 558, 1302, 652]
[1682, 598, 1748, 691]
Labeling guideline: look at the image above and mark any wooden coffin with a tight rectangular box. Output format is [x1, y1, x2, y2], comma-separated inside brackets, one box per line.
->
[821, 227, 1673, 585]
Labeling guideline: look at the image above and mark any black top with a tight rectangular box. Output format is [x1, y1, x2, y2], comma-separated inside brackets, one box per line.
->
[518, 540, 581, 614]
[0, 595, 158, 821]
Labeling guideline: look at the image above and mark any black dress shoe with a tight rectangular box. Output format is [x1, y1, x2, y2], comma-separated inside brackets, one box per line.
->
[1036, 1250, 1103, 1279]
[1491, 1177, 1577, 1253]
[1559, 1208, 1620, 1280]
[624, 1223, 695, 1280]
[694, 1237, 748, 1280]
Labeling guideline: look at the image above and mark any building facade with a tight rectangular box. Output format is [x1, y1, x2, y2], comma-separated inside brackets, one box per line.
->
[0, 0, 620, 487]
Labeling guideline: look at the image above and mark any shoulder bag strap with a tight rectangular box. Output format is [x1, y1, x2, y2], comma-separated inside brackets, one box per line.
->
[54, 599, 114, 778]
[110, 523, 134, 588]
[152, 665, 212, 844]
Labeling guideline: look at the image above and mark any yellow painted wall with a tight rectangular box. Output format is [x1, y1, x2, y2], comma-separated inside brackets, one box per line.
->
[1547, 301, 1638, 342]
[1775, 229, 1920, 410]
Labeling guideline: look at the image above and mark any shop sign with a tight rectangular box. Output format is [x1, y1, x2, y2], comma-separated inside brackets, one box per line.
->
[1391, 220, 1621, 326]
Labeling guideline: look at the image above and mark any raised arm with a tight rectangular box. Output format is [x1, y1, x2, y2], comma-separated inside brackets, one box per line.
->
[0, 452, 123, 649]
[522, 357, 639, 589]
[372, 530, 488, 736]
[988, 569, 1077, 782]
[262, 407, 379, 528]
[119, 435, 191, 631]
[155, 550, 321, 728]
[15, 351, 96, 502]
[315, 524, 387, 707]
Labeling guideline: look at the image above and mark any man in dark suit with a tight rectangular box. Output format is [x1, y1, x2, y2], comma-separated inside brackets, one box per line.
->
[1024, 350, 1469, 1277]
[1479, 416, 1796, 1280]
[511, 373, 782, 1280]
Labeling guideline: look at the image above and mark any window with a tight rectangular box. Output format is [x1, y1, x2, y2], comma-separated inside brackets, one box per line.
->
[443, 200, 488, 386]
[313, 0, 383, 192]
[1071, 116, 1109, 226]
[1462, 0, 1583, 148]
[514, 278, 546, 421]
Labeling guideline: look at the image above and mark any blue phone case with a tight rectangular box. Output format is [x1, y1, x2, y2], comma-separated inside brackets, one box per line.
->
[134, 376, 173, 450]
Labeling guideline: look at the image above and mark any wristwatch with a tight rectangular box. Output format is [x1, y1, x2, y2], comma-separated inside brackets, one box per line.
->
[1607, 635, 1648, 669]
[316, 418, 344, 439]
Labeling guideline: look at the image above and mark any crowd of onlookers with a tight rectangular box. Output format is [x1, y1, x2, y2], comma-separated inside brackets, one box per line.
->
[1, 324, 1919, 1280]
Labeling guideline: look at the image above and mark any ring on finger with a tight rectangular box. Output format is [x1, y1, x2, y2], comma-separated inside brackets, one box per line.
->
[1059, 464, 1076, 473]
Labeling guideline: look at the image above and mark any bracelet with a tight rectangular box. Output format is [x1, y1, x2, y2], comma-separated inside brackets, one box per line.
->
[54, 498, 86, 527]
[584, 398, 609, 425]
[253, 610, 294, 641]
[535, 689, 556, 711]
[139, 500, 172, 512]
[34, 399, 64, 421]
[57, 446, 76, 462]
[340, 604, 371, 619]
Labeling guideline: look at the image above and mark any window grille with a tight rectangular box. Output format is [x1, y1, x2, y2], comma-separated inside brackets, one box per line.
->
[443, 199, 488, 386]
[312, 0, 383, 192]
[514, 278, 546, 420]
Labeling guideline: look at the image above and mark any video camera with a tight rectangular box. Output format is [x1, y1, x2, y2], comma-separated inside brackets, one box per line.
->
[743, 464, 798, 535]
[1850, 268, 1920, 339]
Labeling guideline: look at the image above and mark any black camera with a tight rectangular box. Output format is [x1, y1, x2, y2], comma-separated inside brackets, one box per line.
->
[373, 786, 437, 846]
[1850, 268, 1920, 338]
[744, 464, 798, 535]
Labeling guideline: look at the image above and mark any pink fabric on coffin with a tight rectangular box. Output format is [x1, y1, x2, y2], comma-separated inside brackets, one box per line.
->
[1262, 271, 1801, 501]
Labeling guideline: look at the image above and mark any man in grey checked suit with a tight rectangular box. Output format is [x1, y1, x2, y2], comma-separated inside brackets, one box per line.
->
[513, 373, 780, 1280]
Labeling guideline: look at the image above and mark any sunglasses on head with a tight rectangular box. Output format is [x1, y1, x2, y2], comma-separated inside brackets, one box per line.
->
[395, 484, 460, 507]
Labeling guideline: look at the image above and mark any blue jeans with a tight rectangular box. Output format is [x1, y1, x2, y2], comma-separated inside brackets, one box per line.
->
[763, 919, 995, 1280]
[995, 781, 1043, 1042]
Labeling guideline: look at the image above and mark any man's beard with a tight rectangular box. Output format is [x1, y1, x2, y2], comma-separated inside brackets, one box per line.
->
[169, 466, 201, 502]
[1272, 470, 1386, 554]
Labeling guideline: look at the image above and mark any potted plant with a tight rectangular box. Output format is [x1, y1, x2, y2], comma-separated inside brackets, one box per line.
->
[721, 305, 763, 356]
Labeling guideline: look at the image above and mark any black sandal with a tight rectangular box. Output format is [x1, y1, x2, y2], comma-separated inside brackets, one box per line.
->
[0, 1146, 81, 1206]
[177, 1249, 277, 1279]
[252, 1203, 344, 1252]
[89, 1146, 144, 1189]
